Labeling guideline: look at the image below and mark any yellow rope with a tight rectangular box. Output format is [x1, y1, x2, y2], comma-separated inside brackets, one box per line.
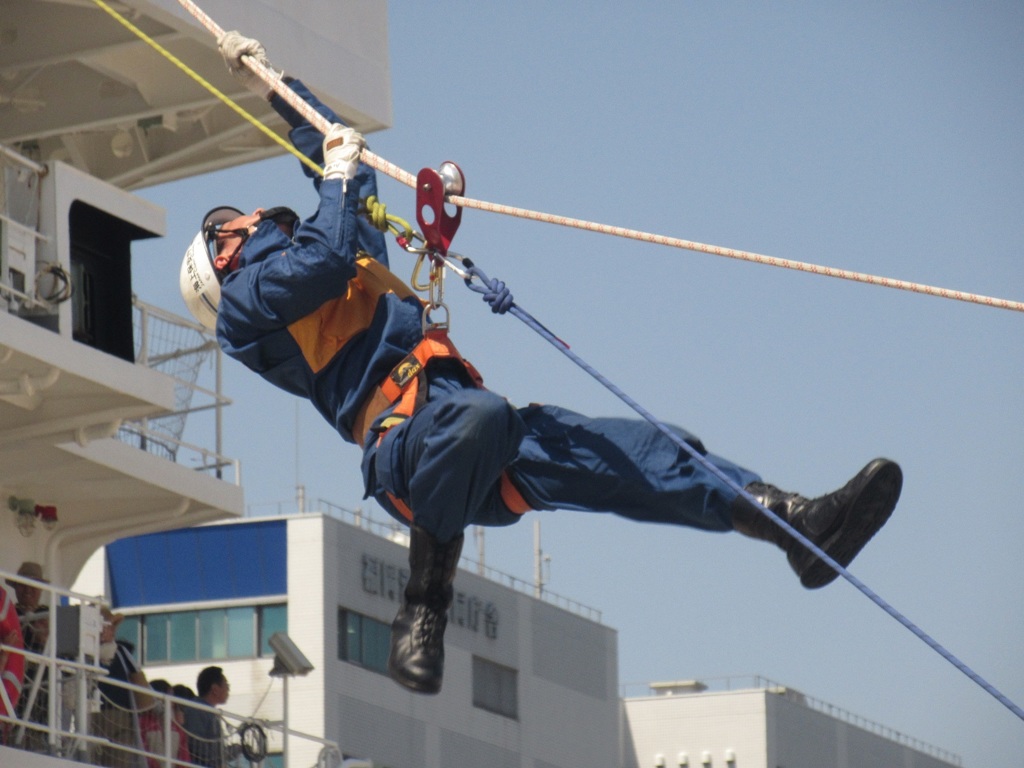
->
[363, 196, 414, 241]
[90, 0, 323, 177]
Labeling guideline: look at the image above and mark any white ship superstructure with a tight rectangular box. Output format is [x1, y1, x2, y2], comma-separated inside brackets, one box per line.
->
[1, 2, 389, 766]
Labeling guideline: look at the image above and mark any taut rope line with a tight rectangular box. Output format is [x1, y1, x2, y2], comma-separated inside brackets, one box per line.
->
[169, 1, 1024, 315]
[451, 199, 1024, 313]
[173, 0, 416, 187]
[458, 259, 1024, 724]
[91, 0, 323, 177]
[164, 0, 1024, 314]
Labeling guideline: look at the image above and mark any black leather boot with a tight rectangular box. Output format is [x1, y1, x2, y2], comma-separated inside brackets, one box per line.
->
[388, 525, 464, 694]
[731, 458, 902, 589]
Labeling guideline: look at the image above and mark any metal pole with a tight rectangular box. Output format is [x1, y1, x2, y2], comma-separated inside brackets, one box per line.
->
[215, 339, 223, 479]
[282, 675, 289, 768]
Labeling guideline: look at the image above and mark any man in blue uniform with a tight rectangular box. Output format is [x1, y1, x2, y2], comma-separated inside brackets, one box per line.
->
[180, 33, 902, 695]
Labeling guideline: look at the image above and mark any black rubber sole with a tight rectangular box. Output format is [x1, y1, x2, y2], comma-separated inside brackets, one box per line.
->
[790, 459, 903, 589]
[388, 662, 443, 695]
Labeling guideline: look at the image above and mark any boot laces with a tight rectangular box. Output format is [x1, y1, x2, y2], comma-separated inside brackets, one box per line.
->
[413, 604, 446, 649]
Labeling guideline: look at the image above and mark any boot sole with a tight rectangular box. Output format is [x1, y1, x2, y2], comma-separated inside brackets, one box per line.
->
[388, 662, 443, 695]
[792, 459, 903, 589]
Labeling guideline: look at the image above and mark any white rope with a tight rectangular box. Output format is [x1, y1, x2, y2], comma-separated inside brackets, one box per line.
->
[173, 0, 1024, 314]
[173, 0, 415, 186]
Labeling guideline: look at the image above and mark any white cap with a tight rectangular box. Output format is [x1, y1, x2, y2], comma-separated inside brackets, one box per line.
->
[179, 206, 245, 331]
[180, 230, 221, 330]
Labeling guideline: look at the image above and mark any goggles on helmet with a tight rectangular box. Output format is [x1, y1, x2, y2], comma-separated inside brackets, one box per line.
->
[201, 206, 250, 276]
[203, 206, 300, 276]
[181, 205, 301, 331]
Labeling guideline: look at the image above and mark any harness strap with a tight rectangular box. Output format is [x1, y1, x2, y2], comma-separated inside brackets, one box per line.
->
[352, 330, 477, 447]
[385, 474, 531, 523]
[379, 331, 483, 404]
[354, 330, 532, 520]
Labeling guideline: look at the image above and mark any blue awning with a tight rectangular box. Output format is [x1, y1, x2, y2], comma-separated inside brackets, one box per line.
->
[107, 520, 287, 607]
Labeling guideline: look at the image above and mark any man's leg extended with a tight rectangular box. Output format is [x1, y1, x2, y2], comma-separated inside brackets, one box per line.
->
[507, 404, 900, 588]
[507, 404, 759, 531]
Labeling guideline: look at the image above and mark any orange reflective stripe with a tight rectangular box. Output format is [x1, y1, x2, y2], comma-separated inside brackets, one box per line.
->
[499, 473, 531, 515]
[386, 492, 414, 523]
[387, 472, 529, 524]
[0, 590, 24, 717]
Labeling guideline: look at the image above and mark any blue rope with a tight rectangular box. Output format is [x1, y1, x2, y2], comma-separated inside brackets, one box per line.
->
[463, 260, 1024, 723]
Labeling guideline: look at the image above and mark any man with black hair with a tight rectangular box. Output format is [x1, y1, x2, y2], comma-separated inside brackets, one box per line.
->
[182, 666, 230, 768]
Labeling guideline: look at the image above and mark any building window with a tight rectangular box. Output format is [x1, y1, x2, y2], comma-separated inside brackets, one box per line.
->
[169, 611, 198, 661]
[338, 608, 391, 675]
[124, 604, 285, 665]
[472, 656, 518, 719]
[260, 605, 288, 655]
[226, 607, 255, 657]
[144, 613, 169, 663]
[198, 609, 226, 659]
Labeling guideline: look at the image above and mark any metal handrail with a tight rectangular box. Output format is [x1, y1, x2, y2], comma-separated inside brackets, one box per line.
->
[1, 566, 341, 767]
[121, 297, 234, 481]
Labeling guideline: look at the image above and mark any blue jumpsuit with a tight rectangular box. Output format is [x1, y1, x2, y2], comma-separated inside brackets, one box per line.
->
[216, 81, 760, 543]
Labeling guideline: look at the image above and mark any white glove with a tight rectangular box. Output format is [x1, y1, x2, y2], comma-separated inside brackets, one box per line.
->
[218, 30, 280, 99]
[322, 124, 365, 187]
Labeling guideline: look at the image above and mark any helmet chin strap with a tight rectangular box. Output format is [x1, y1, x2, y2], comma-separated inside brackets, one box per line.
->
[213, 241, 245, 273]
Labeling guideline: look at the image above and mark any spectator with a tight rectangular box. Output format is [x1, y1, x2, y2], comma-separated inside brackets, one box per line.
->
[182, 666, 230, 767]
[138, 679, 190, 768]
[8, 561, 49, 750]
[171, 683, 196, 702]
[8, 562, 48, 654]
[0, 586, 25, 747]
[94, 608, 152, 767]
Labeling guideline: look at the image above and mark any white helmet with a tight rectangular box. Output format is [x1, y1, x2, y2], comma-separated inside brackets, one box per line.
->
[179, 206, 245, 331]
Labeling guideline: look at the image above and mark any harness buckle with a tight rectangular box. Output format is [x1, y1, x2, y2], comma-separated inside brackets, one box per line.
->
[422, 300, 450, 334]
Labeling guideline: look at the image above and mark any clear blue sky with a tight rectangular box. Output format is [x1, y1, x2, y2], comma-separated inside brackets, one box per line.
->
[131, 2, 1023, 764]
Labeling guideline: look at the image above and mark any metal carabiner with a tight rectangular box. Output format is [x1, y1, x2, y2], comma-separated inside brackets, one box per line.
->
[438, 250, 471, 281]
[410, 252, 432, 292]
[415, 249, 449, 333]
[398, 229, 428, 255]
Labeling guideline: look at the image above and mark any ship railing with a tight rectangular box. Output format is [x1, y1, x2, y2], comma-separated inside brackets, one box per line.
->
[120, 297, 238, 484]
[1, 567, 341, 767]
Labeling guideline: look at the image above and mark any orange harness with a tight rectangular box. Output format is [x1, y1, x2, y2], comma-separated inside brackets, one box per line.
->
[354, 329, 532, 522]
